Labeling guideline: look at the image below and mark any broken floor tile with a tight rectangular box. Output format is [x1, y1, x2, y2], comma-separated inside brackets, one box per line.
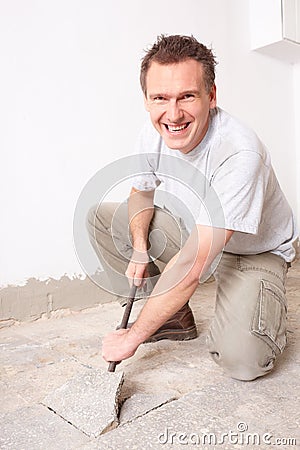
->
[119, 392, 176, 425]
[43, 368, 124, 437]
[0, 405, 89, 450]
[94, 395, 232, 450]
[94, 386, 300, 450]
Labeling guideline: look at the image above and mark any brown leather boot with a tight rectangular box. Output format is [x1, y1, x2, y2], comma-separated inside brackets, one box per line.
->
[144, 303, 198, 343]
[119, 303, 198, 343]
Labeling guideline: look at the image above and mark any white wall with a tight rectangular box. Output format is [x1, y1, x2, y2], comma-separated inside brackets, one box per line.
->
[0, 0, 298, 286]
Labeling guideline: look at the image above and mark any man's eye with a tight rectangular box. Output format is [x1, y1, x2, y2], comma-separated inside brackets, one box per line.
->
[182, 94, 195, 101]
[154, 96, 166, 102]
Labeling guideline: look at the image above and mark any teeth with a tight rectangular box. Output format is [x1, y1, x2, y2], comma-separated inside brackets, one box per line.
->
[168, 124, 187, 132]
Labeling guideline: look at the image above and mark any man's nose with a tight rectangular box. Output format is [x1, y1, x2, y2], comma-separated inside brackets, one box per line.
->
[166, 99, 184, 123]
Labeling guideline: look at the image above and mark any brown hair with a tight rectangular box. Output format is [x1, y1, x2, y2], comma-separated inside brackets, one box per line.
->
[140, 34, 217, 95]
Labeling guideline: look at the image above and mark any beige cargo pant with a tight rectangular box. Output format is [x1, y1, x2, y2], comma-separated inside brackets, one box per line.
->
[87, 202, 289, 381]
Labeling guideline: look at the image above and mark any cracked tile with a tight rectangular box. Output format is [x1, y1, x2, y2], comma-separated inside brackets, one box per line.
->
[43, 368, 124, 437]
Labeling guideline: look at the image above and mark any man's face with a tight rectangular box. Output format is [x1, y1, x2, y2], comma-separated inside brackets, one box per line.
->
[144, 59, 216, 154]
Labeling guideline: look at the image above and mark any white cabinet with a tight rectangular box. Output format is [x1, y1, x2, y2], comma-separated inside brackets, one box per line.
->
[249, 0, 300, 63]
[282, 0, 300, 43]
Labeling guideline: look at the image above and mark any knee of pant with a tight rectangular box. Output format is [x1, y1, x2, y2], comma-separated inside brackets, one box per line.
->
[86, 204, 110, 229]
[207, 332, 277, 381]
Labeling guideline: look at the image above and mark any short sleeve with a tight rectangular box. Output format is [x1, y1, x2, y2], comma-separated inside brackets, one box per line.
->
[131, 121, 162, 191]
[196, 151, 269, 234]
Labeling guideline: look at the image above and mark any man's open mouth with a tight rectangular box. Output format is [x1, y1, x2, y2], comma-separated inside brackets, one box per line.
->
[164, 123, 190, 133]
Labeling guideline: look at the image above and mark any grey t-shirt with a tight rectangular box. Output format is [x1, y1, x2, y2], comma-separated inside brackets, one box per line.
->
[132, 107, 298, 262]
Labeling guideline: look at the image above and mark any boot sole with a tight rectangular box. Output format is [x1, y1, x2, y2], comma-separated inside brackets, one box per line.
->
[144, 326, 198, 343]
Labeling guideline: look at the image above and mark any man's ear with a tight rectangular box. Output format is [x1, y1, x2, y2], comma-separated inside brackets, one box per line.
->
[144, 95, 150, 112]
[209, 84, 217, 109]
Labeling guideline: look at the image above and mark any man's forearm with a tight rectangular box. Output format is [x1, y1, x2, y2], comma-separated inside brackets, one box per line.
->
[128, 188, 154, 251]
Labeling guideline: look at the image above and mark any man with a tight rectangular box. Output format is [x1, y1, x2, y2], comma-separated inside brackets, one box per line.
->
[87, 35, 297, 381]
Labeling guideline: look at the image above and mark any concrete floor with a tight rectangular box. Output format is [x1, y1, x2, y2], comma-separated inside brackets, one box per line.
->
[0, 260, 299, 449]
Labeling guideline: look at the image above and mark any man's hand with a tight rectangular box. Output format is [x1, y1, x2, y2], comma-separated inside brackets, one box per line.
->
[102, 328, 140, 363]
[125, 249, 150, 287]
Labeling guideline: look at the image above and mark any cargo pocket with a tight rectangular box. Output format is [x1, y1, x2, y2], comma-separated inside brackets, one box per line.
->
[251, 280, 287, 354]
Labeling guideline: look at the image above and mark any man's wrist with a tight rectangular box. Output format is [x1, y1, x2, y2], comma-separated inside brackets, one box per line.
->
[132, 237, 148, 252]
[127, 324, 148, 347]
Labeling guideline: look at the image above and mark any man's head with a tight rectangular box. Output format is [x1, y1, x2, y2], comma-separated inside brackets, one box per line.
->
[141, 35, 217, 154]
[140, 34, 217, 96]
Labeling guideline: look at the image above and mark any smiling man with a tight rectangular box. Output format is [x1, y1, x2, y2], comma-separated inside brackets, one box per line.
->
[87, 35, 297, 381]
